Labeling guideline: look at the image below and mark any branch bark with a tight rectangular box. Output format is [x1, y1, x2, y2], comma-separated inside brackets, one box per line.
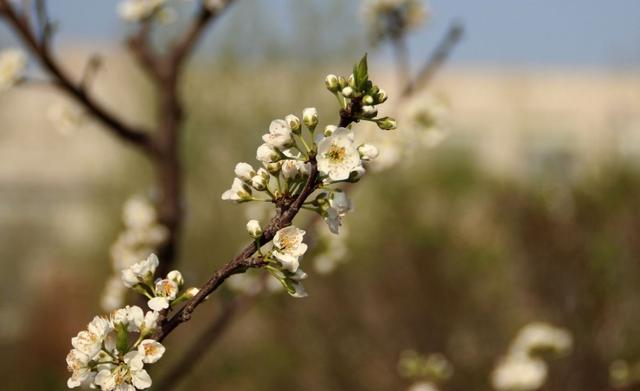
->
[0, 0, 155, 153]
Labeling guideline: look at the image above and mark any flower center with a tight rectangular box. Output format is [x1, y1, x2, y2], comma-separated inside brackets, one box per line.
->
[326, 145, 346, 162]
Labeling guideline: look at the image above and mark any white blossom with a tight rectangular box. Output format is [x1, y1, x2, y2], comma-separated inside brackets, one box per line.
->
[121, 254, 159, 288]
[123, 197, 157, 230]
[66, 349, 92, 388]
[166, 270, 184, 288]
[148, 278, 179, 311]
[138, 339, 165, 364]
[491, 355, 548, 391]
[262, 119, 294, 149]
[256, 143, 280, 163]
[317, 128, 363, 181]
[234, 162, 255, 182]
[0, 48, 26, 91]
[221, 177, 252, 202]
[272, 226, 308, 272]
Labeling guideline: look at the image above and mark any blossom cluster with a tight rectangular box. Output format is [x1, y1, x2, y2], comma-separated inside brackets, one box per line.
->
[0, 48, 26, 91]
[122, 254, 199, 311]
[491, 322, 573, 391]
[361, 0, 429, 45]
[101, 196, 168, 311]
[66, 306, 163, 390]
[221, 55, 395, 297]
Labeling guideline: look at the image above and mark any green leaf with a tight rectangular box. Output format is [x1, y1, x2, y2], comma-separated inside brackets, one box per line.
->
[353, 53, 369, 91]
[115, 324, 129, 353]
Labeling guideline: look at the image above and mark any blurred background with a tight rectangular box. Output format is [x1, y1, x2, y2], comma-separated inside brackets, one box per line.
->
[2, 0, 640, 390]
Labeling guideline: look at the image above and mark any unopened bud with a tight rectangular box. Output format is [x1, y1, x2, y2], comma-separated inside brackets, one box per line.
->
[362, 105, 378, 118]
[358, 144, 379, 161]
[285, 114, 301, 134]
[375, 116, 397, 130]
[246, 219, 263, 238]
[302, 107, 319, 130]
[376, 89, 387, 103]
[338, 76, 347, 89]
[167, 270, 184, 288]
[324, 125, 337, 137]
[363, 95, 374, 105]
[324, 74, 339, 92]
[265, 161, 281, 175]
[342, 86, 354, 98]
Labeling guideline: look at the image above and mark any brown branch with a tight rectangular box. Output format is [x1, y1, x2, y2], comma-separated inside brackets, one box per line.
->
[401, 21, 464, 98]
[0, 0, 154, 153]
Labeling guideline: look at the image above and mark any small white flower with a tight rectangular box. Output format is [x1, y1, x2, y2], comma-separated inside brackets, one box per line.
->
[71, 330, 103, 358]
[272, 226, 308, 272]
[317, 128, 362, 181]
[246, 219, 263, 238]
[250, 173, 268, 191]
[121, 254, 159, 288]
[221, 177, 252, 202]
[256, 143, 281, 163]
[330, 192, 352, 216]
[234, 162, 255, 182]
[147, 278, 178, 311]
[492, 356, 548, 391]
[140, 311, 159, 334]
[262, 119, 294, 149]
[0, 48, 26, 91]
[138, 339, 165, 364]
[358, 143, 379, 161]
[66, 349, 92, 388]
[302, 107, 319, 129]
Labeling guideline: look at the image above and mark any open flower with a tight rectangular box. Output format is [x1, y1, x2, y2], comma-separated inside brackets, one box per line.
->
[121, 254, 159, 288]
[94, 351, 152, 391]
[317, 128, 362, 181]
[272, 226, 308, 272]
[138, 340, 166, 364]
[147, 278, 179, 311]
[262, 119, 294, 149]
[66, 349, 92, 388]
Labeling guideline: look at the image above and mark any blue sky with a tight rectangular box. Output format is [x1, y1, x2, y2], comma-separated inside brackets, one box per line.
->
[5, 0, 640, 68]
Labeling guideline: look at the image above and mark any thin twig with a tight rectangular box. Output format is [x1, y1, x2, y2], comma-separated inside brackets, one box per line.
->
[401, 21, 464, 98]
[0, 0, 154, 153]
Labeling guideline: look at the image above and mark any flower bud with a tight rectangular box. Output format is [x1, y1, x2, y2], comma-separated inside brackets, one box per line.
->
[256, 143, 280, 162]
[302, 107, 319, 130]
[338, 76, 347, 89]
[348, 166, 366, 182]
[375, 116, 397, 130]
[251, 174, 268, 191]
[363, 95, 374, 105]
[234, 162, 255, 182]
[265, 161, 281, 175]
[324, 74, 339, 92]
[246, 219, 263, 238]
[323, 125, 337, 137]
[167, 270, 184, 288]
[362, 105, 378, 118]
[376, 89, 387, 103]
[347, 74, 355, 88]
[341, 86, 354, 98]
[184, 287, 199, 299]
[285, 114, 301, 134]
[358, 144, 379, 161]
